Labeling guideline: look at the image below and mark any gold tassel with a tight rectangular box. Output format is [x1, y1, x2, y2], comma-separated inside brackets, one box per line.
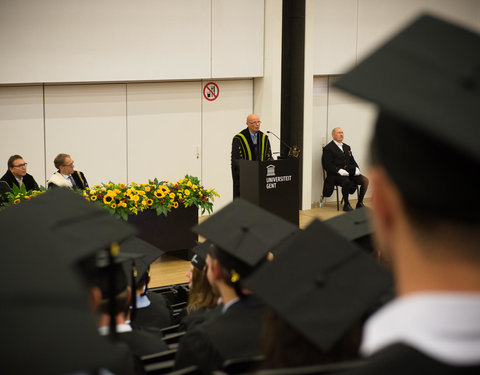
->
[110, 242, 119, 256]
[230, 269, 240, 283]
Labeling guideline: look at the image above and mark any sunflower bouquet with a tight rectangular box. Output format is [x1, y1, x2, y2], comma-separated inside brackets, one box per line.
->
[0, 183, 45, 208]
[82, 175, 219, 220]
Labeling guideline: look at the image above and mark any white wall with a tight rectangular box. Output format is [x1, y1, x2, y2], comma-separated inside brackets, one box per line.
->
[0, 86, 45, 185]
[212, 0, 264, 78]
[44, 84, 128, 185]
[126, 82, 202, 183]
[0, 0, 264, 84]
[313, 0, 480, 75]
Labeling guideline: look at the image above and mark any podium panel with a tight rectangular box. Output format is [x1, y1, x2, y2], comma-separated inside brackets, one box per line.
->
[239, 159, 299, 225]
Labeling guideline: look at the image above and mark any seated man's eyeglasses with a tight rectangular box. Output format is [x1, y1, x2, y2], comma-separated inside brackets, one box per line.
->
[249, 121, 261, 124]
[13, 163, 27, 168]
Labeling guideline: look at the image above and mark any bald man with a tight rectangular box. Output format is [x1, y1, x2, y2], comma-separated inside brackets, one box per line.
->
[322, 127, 369, 211]
[231, 114, 273, 198]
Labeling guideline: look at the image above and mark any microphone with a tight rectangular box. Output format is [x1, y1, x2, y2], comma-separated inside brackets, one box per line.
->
[266, 131, 301, 158]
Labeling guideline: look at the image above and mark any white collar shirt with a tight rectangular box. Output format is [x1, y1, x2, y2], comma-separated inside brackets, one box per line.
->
[361, 292, 480, 366]
[333, 140, 344, 152]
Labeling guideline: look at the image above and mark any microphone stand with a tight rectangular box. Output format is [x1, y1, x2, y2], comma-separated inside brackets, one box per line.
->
[266, 131, 301, 159]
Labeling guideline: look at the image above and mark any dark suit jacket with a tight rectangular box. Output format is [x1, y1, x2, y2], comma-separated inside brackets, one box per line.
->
[174, 295, 264, 374]
[322, 140, 359, 197]
[179, 305, 223, 332]
[344, 344, 480, 375]
[131, 292, 174, 331]
[0, 170, 39, 191]
[117, 329, 168, 358]
[0, 180, 12, 204]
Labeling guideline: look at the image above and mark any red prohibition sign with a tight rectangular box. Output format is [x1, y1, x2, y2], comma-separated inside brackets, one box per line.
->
[203, 82, 220, 101]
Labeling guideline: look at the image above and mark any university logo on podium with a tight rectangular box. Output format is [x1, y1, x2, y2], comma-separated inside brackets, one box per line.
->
[266, 164, 276, 177]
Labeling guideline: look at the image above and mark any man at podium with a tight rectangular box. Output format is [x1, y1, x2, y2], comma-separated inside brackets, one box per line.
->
[231, 114, 273, 198]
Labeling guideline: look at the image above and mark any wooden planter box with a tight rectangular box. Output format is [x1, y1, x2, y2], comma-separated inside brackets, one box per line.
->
[127, 206, 198, 260]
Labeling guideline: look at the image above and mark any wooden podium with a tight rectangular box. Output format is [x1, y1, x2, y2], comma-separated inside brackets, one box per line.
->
[239, 159, 299, 226]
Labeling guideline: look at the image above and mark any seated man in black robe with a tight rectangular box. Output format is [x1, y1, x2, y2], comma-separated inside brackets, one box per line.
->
[322, 128, 368, 211]
[0, 154, 39, 191]
[47, 153, 88, 190]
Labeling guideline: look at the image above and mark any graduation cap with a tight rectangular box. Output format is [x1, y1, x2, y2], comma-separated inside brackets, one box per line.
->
[93, 249, 144, 297]
[190, 240, 213, 270]
[244, 219, 393, 353]
[192, 198, 298, 270]
[0, 200, 124, 373]
[0, 188, 137, 263]
[334, 14, 480, 223]
[324, 207, 374, 254]
[119, 236, 165, 288]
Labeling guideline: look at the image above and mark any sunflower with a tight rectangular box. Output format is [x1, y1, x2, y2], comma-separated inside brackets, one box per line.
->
[111, 203, 117, 209]
[184, 189, 190, 196]
[169, 192, 175, 199]
[13, 199, 20, 204]
[154, 190, 165, 199]
[159, 185, 170, 194]
[91, 195, 98, 201]
[146, 199, 153, 206]
[144, 186, 151, 192]
[173, 202, 179, 209]
[103, 195, 114, 205]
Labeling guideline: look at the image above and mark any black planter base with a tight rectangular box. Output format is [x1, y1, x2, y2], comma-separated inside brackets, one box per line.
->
[127, 206, 198, 260]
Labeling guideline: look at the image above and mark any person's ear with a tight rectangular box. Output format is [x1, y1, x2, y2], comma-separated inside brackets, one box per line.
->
[370, 165, 408, 264]
[213, 259, 222, 281]
[126, 286, 132, 305]
[88, 286, 102, 310]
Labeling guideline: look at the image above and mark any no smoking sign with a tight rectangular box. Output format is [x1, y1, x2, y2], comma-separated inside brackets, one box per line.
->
[203, 82, 219, 101]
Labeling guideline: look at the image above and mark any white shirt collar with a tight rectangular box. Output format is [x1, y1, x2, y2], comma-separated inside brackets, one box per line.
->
[98, 323, 132, 336]
[222, 297, 240, 314]
[333, 140, 343, 150]
[249, 130, 258, 144]
[361, 292, 480, 365]
[135, 293, 151, 308]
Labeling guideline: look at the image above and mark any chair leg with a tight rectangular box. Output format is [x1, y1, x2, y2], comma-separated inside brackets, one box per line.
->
[336, 187, 340, 211]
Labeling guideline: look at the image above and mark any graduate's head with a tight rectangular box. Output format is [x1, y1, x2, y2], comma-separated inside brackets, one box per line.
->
[191, 198, 299, 296]
[334, 14, 480, 263]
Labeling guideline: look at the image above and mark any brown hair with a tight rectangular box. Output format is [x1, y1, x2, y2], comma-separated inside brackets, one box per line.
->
[54, 153, 70, 169]
[97, 289, 130, 316]
[7, 155, 23, 168]
[260, 309, 362, 370]
[186, 267, 218, 313]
